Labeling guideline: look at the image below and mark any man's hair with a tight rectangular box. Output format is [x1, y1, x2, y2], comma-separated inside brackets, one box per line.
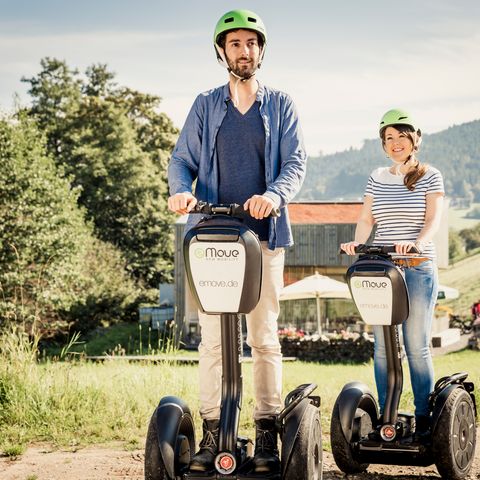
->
[217, 29, 264, 51]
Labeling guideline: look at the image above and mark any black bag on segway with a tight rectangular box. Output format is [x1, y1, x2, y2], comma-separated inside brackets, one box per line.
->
[184, 215, 262, 315]
[346, 254, 409, 326]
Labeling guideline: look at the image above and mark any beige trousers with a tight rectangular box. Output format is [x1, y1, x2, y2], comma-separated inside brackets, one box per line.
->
[198, 243, 285, 420]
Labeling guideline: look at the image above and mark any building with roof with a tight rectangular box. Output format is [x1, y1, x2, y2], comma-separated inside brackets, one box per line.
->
[173, 201, 449, 343]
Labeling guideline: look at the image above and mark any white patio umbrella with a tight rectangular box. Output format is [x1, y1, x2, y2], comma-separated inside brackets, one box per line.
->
[279, 272, 351, 334]
[437, 284, 459, 300]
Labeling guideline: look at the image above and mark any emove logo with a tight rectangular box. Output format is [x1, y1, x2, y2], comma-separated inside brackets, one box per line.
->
[354, 279, 388, 289]
[195, 247, 240, 259]
[199, 279, 239, 288]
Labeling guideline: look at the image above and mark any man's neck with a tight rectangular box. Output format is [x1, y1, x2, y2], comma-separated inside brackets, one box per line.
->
[228, 76, 259, 114]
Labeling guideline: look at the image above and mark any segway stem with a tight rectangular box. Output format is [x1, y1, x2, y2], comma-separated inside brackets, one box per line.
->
[218, 313, 243, 453]
[382, 325, 403, 425]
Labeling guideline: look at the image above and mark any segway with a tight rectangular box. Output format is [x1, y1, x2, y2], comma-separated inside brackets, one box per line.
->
[330, 244, 477, 480]
[145, 202, 322, 480]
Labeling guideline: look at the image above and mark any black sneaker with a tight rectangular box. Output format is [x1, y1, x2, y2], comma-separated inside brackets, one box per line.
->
[189, 419, 220, 472]
[252, 418, 280, 474]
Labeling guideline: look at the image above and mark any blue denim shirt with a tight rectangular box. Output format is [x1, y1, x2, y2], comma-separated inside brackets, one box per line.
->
[168, 82, 307, 249]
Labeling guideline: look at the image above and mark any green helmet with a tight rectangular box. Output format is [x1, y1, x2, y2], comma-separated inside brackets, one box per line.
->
[379, 109, 420, 137]
[214, 9, 267, 70]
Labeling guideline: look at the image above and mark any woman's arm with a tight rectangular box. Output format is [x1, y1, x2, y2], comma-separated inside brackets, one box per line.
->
[341, 196, 375, 254]
[354, 196, 376, 243]
[415, 192, 444, 249]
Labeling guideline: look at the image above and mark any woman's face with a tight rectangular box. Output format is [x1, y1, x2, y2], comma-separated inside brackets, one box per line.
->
[383, 126, 414, 163]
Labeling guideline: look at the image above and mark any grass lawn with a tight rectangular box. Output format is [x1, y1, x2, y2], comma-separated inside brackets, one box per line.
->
[44, 322, 182, 357]
[439, 251, 480, 316]
[1, 328, 479, 456]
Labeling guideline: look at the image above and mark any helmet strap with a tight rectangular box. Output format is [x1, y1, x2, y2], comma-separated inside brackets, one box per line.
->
[231, 77, 241, 107]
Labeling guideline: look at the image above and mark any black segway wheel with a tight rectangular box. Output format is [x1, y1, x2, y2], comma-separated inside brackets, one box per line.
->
[330, 401, 369, 474]
[145, 407, 170, 480]
[145, 407, 193, 480]
[433, 388, 477, 480]
[283, 403, 322, 480]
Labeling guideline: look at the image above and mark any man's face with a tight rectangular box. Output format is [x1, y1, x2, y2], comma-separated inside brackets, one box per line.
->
[224, 29, 261, 79]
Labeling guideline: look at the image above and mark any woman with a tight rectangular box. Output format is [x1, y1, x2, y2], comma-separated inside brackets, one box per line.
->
[341, 108, 444, 437]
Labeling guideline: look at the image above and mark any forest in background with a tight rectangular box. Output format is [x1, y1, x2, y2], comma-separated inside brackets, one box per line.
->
[299, 119, 480, 206]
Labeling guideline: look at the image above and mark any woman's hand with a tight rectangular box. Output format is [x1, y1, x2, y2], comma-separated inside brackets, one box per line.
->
[394, 241, 418, 255]
[340, 241, 359, 255]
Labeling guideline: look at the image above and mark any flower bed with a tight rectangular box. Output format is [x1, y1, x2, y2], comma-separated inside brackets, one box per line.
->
[279, 328, 374, 363]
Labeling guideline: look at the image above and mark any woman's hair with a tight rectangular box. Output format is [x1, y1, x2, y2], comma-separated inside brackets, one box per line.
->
[381, 124, 427, 191]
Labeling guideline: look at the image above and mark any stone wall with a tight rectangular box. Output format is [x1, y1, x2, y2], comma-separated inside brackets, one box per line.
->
[280, 336, 374, 363]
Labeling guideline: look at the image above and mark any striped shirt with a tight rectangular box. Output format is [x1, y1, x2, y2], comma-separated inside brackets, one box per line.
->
[364, 166, 445, 260]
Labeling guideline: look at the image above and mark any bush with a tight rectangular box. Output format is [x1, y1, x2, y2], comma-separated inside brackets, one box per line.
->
[459, 224, 480, 252]
[449, 229, 465, 260]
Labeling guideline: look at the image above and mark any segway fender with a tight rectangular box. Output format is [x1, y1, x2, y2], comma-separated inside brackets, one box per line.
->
[281, 398, 310, 476]
[156, 396, 195, 479]
[337, 382, 378, 442]
[430, 384, 463, 433]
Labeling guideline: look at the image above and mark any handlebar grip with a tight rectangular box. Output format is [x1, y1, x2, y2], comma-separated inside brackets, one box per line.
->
[340, 244, 420, 255]
[190, 201, 280, 219]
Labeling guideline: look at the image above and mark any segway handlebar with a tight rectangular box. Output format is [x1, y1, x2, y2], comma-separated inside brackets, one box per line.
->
[190, 201, 281, 218]
[340, 244, 420, 255]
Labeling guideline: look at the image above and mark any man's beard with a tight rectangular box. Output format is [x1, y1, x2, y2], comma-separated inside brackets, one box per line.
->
[226, 56, 259, 79]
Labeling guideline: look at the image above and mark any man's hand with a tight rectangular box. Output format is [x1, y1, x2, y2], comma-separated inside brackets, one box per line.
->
[168, 192, 197, 215]
[244, 195, 277, 220]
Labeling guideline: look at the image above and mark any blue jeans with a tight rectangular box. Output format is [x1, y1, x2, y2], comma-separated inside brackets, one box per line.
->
[373, 260, 438, 417]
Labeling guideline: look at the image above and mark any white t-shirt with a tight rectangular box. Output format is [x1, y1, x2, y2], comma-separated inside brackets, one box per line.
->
[364, 166, 445, 260]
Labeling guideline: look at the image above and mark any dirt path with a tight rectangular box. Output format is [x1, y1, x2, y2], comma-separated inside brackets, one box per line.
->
[1, 436, 479, 480]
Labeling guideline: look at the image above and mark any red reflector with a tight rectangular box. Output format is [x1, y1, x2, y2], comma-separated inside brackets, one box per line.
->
[220, 455, 233, 469]
[384, 426, 395, 437]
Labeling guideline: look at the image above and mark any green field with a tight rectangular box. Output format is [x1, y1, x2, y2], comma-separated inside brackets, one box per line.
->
[439, 251, 480, 316]
[448, 202, 480, 231]
[1, 330, 478, 456]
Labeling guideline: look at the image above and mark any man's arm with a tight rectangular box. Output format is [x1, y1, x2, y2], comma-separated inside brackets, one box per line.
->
[263, 95, 307, 208]
[168, 95, 204, 197]
[167, 95, 204, 213]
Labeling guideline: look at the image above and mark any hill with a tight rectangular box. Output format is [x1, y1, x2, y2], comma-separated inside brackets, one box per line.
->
[298, 119, 480, 202]
[438, 251, 480, 316]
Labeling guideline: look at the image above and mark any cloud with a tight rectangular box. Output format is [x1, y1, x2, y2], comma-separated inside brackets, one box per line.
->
[1, 10, 479, 155]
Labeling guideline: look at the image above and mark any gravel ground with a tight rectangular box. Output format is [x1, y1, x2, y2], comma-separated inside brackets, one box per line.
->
[1, 433, 478, 480]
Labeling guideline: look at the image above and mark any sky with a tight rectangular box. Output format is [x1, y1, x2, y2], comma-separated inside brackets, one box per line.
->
[1, 0, 479, 155]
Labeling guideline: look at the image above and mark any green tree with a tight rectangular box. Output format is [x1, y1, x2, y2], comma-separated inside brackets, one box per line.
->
[22, 59, 178, 286]
[459, 224, 480, 252]
[448, 229, 465, 260]
[0, 114, 140, 333]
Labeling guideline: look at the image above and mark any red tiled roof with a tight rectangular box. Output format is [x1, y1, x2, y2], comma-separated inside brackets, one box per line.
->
[287, 202, 362, 224]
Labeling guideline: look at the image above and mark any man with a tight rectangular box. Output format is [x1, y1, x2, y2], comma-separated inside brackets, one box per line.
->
[168, 9, 307, 474]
